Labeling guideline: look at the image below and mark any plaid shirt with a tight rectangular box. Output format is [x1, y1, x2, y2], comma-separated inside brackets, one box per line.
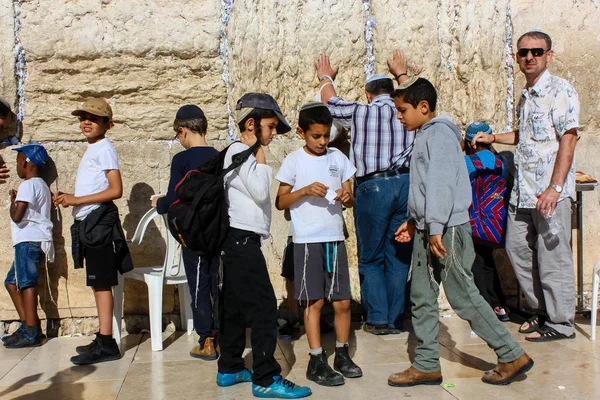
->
[327, 94, 414, 177]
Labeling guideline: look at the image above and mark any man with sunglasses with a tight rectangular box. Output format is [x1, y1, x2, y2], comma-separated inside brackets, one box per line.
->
[474, 30, 579, 342]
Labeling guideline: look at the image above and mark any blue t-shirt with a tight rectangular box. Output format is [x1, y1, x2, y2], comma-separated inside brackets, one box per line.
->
[464, 149, 509, 180]
[156, 146, 218, 215]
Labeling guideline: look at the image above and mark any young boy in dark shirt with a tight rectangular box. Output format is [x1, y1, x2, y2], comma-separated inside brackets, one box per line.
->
[154, 105, 220, 360]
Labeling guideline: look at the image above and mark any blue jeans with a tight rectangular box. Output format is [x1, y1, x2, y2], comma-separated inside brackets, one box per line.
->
[5, 242, 44, 289]
[355, 173, 412, 328]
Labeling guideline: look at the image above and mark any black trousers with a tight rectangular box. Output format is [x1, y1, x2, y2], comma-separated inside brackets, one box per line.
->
[217, 228, 281, 387]
[471, 244, 505, 308]
[181, 247, 219, 343]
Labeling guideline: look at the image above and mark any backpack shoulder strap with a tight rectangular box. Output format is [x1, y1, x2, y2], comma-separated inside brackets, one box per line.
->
[218, 140, 262, 179]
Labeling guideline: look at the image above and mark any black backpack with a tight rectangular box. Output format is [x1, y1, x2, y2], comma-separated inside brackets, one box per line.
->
[167, 141, 261, 255]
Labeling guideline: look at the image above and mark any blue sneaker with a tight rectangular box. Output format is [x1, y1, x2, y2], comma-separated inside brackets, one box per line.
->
[252, 375, 312, 398]
[216, 368, 253, 387]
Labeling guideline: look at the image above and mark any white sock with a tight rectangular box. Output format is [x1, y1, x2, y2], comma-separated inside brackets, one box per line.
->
[309, 347, 323, 356]
[336, 341, 348, 348]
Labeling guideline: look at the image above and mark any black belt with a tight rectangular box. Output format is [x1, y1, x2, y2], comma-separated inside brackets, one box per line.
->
[356, 167, 410, 186]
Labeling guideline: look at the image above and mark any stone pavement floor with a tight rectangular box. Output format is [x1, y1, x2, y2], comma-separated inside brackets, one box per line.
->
[0, 314, 599, 399]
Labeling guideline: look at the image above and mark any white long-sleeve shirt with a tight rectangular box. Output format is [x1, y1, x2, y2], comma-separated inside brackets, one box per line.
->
[223, 142, 273, 238]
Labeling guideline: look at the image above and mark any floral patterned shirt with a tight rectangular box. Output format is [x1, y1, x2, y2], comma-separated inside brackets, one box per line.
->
[511, 70, 579, 208]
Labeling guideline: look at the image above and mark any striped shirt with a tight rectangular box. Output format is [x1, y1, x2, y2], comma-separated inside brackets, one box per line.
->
[327, 94, 414, 177]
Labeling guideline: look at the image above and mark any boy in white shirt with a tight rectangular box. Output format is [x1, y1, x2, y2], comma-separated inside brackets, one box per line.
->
[276, 102, 362, 386]
[54, 98, 130, 365]
[4, 144, 53, 348]
[217, 93, 311, 399]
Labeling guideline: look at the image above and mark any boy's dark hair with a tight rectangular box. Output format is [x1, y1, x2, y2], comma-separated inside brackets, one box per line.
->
[0, 102, 10, 118]
[237, 108, 277, 133]
[517, 31, 552, 50]
[298, 104, 333, 132]
[392, 78, 438, 112]
[173, 117, 208, 134]
[365, 78, 394, 96]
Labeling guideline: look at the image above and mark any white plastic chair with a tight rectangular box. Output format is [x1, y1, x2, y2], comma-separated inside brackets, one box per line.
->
[591, 260, 600, 341]
[112, 208, 194, 351]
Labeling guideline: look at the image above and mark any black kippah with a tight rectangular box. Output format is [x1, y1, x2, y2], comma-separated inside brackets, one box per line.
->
[299, 101, 328, 112]
[176, 104, 205, 121]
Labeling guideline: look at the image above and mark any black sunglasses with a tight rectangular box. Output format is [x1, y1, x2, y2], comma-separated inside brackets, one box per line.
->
[517, 48, 549, 57]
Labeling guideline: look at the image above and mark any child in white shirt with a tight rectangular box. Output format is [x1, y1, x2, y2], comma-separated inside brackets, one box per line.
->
[54, 98, 129, 366]
[276, 102, 362, 387]
[4, 144, 53, 348]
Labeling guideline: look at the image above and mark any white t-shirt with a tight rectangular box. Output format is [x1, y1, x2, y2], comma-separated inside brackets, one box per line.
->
[276, 147, 356, 243]
[73, 138, 120, 221]
[11, 177, 53, 246]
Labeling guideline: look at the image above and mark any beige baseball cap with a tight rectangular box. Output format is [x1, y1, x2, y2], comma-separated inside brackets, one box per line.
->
[71, 98, 113, 119]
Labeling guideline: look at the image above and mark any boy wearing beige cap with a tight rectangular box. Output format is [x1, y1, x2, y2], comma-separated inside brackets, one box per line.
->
[54, 98, 132, 365]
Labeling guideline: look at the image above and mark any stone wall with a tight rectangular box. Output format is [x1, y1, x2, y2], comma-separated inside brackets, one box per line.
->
[1, 0, 599, 328]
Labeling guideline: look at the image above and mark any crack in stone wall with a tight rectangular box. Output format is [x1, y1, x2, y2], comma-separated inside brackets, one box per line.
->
[12, 0, 25, 139]
[363, 0, 375, 79]
[503, 1, 515, 132]
[220, 0, 235, 139]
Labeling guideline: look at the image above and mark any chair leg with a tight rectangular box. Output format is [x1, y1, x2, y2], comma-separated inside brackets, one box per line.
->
[178, 283, 194, 335]
[591, 262, 600, 341]
[112, 274, 125, 347]
[145, 275, 165, 351]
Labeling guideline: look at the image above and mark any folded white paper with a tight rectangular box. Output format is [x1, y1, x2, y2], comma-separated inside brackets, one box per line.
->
[325, 189, 337, 204]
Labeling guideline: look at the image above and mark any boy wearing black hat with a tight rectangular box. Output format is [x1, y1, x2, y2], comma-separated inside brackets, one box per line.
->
[153, 104, 220, 360]
[4, 144, 53, 348]
[54, 98, 132, 365]
[217, 93, 311, 399]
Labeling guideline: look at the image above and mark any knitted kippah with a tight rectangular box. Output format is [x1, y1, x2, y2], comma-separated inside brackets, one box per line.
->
[465, 121, 492, 142]
[398, 76, 419, 90]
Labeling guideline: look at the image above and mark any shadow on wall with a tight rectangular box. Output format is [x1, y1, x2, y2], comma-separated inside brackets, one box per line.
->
[38, 156, 63, 336]
[121, 182, 168, 331]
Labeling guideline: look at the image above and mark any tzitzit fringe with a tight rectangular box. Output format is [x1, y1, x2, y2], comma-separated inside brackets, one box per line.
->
[326, 242, 339, 301]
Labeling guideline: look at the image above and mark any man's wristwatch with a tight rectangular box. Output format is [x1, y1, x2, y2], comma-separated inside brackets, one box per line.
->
[549, 184, 563, 193]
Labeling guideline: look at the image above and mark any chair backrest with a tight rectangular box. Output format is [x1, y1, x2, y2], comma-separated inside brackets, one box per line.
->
[132, 208, 185, 279]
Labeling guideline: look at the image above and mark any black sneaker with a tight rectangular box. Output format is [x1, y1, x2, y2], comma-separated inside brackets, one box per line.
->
[279, 320, 301, 340]
[4, 331, 41, 348]
[333, 345, 362, 378]
[363, 322, 389, 335]
[306, 351, 344, 386]
[2, 326, 25, 346]
[76, 335, 101, 355]
[70, 335, 121, 365]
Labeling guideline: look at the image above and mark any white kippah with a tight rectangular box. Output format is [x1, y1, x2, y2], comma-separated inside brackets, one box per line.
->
[366, 73, 392, 84]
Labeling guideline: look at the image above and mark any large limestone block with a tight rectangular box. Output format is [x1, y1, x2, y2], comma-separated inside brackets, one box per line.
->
[227, 0, 367, 132]
[17, 0, 228, 142]
[373, 0, 511, 132]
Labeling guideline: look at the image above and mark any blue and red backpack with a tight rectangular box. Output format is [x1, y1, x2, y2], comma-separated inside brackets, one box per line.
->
[467, 153, 508, 247]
